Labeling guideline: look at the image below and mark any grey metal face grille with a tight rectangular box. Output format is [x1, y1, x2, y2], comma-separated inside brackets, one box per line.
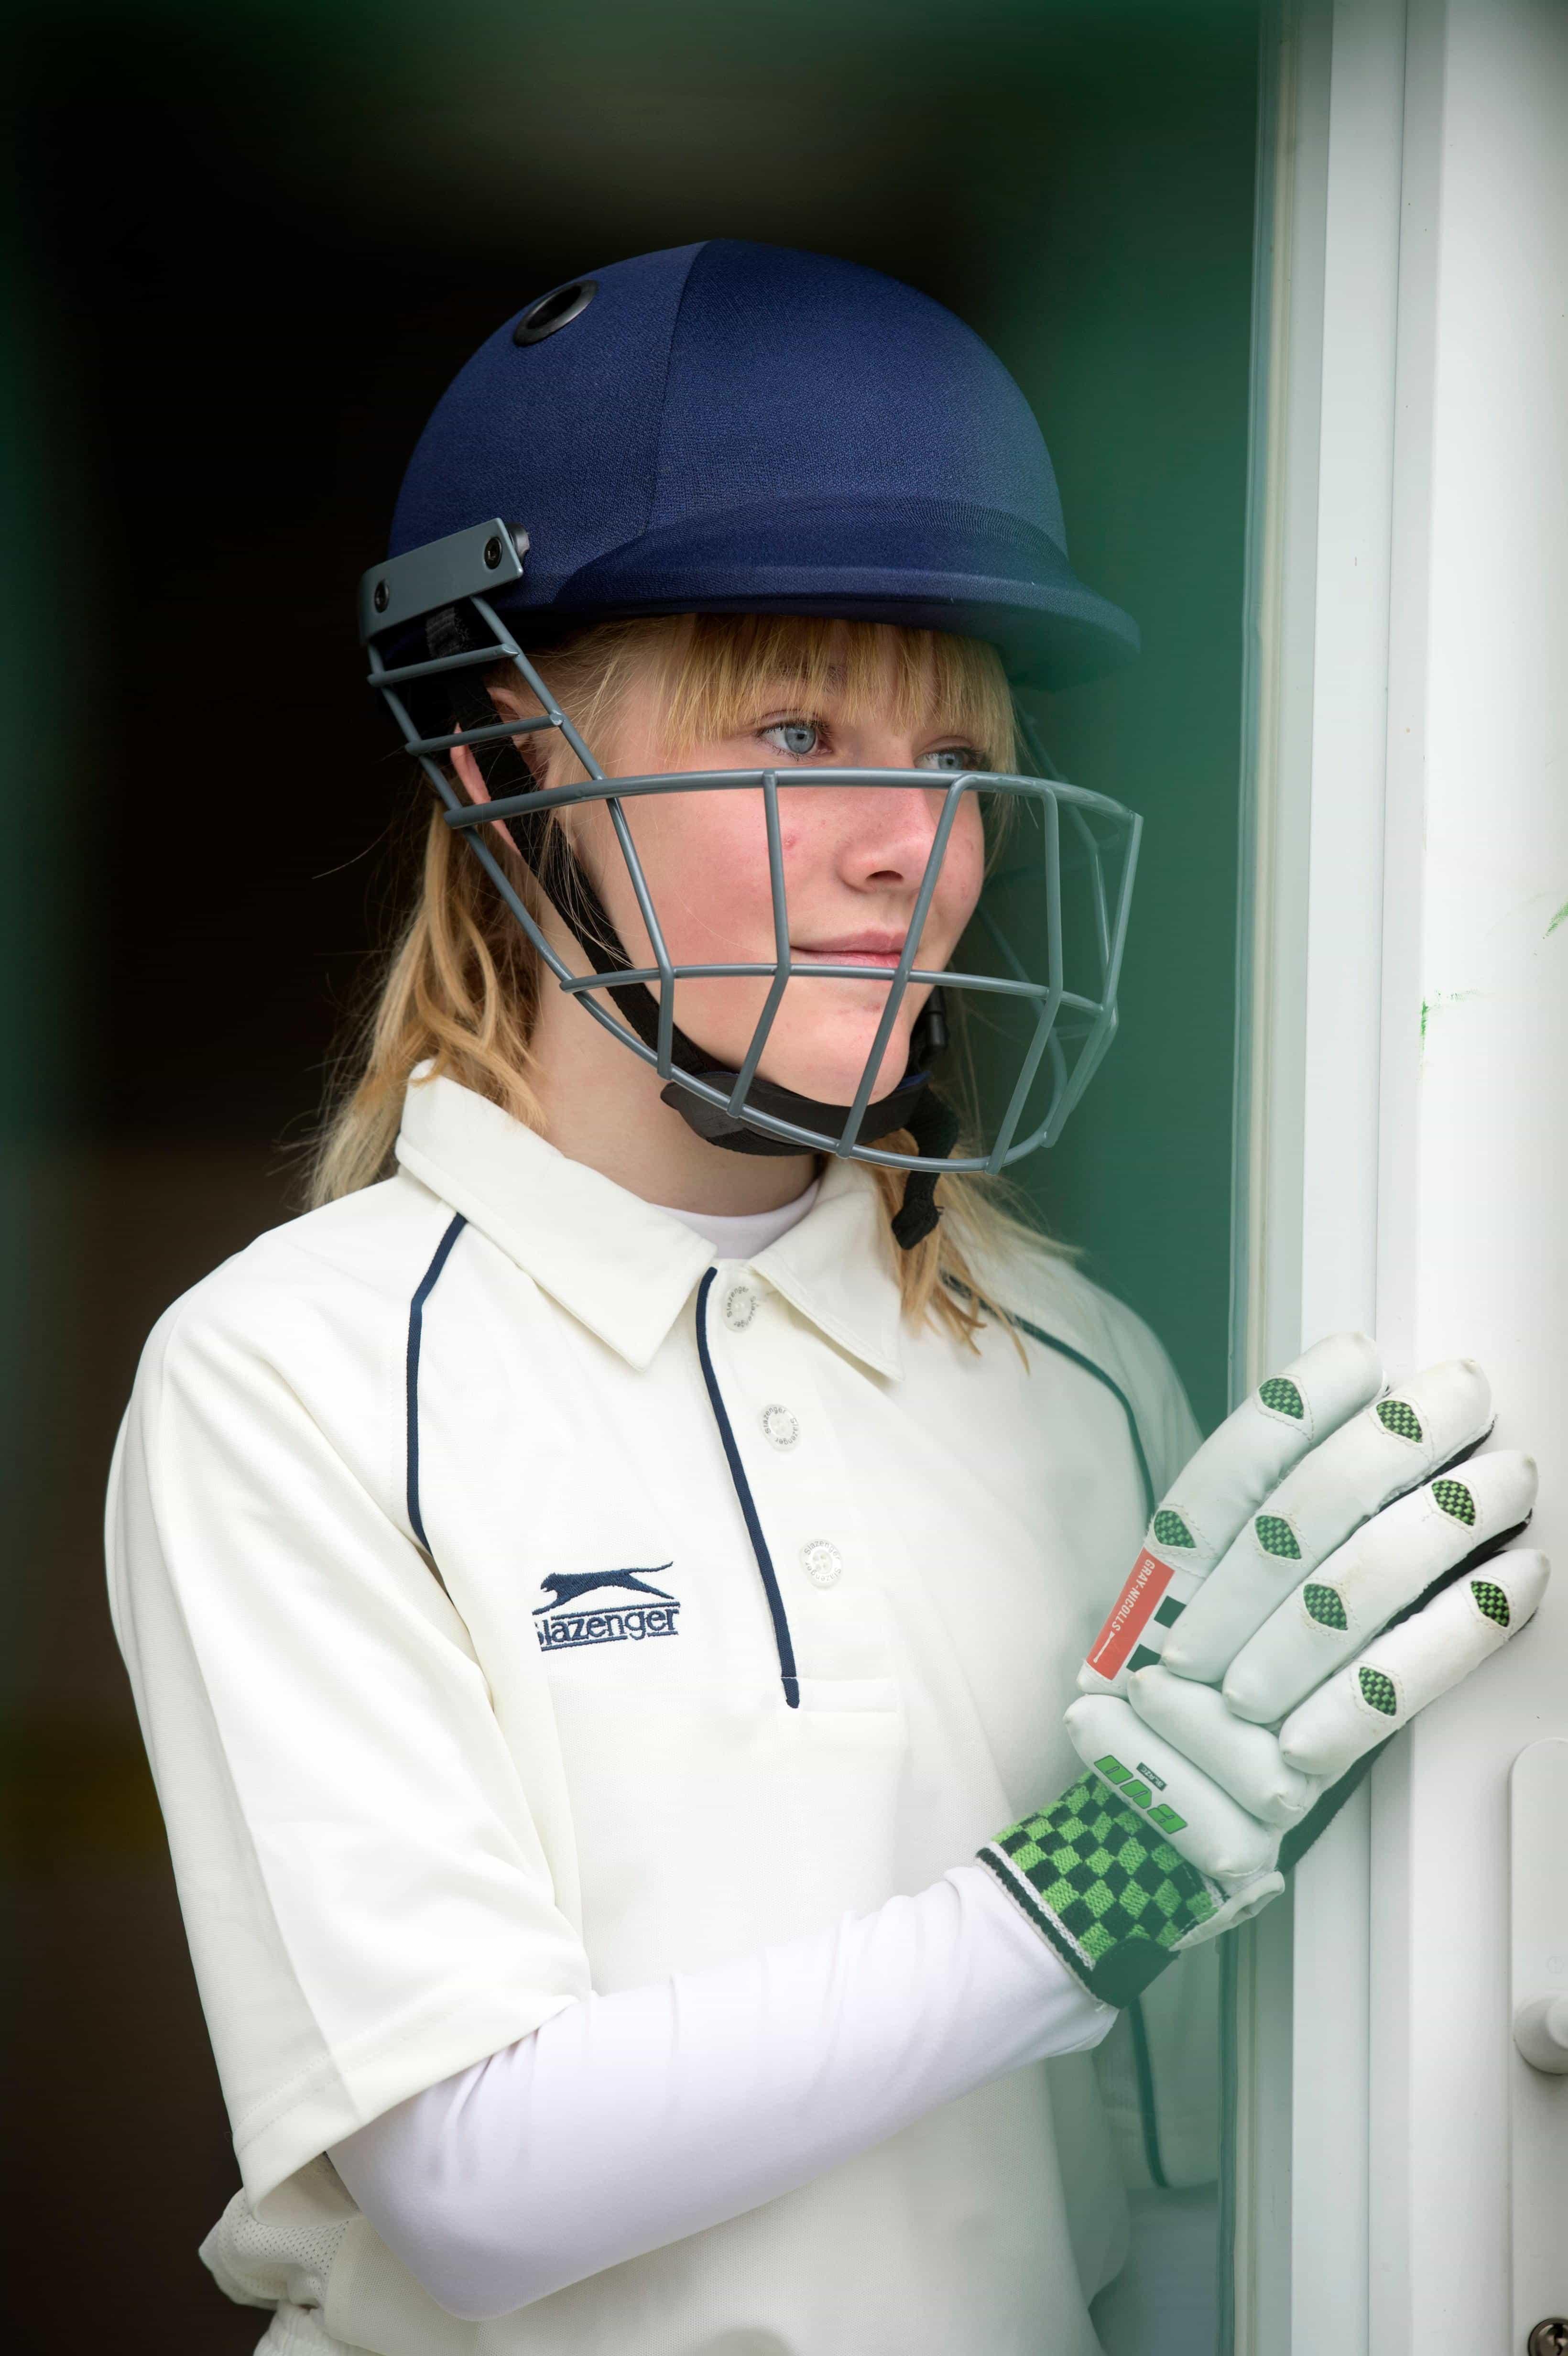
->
[360, 518, 1142, 1174]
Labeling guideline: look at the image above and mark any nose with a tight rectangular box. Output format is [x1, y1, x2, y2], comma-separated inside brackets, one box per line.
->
[837, 780, 947, 894]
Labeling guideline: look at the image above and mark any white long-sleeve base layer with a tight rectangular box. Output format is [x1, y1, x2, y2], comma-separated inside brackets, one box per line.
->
[328, 1862, 1112, 2322]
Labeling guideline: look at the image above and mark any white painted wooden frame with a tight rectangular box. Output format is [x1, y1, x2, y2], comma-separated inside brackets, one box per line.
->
[1232, 0, 1568, 2347]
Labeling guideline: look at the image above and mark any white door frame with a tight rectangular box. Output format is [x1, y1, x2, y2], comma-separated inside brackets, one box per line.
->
[1232, 0, 1568, 2346]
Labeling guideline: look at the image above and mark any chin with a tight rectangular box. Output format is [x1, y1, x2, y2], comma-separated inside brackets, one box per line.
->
[757, 1024, 915, 1114]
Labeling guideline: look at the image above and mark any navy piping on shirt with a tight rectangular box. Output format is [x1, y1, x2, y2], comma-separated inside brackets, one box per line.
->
[945, 1273, 1169, 2188]
[406, 1212, 468, 1560]
[1008, 1316, 1157, 1526]
[693, 1265, 801, 1709]
[943, 1276, 1157, 1522]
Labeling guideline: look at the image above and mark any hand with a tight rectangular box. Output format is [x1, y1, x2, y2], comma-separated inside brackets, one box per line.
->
[977, 1337, 1547, 2007]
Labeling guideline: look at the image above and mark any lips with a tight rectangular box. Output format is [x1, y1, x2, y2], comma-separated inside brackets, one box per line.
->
[789, 934, 908, 970]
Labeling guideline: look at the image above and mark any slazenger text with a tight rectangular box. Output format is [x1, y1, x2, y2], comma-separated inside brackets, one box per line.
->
[536, 1603, 681, 1651]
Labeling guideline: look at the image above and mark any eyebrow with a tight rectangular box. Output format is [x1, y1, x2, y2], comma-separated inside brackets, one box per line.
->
[749, 665, 848, 700]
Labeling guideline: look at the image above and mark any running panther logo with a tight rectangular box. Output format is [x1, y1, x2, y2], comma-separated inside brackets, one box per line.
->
[534, 1566, 676, 1612]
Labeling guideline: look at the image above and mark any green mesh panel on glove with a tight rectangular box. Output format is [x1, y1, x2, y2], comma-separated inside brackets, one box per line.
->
[977, 1770, 1220, 2008]
[1432, 1478, 1476, 1524]
[1303, 1582, 1348, 1630]
[1470, 1578, 1510, 1627]
[1358, 1665, 1398, 1714]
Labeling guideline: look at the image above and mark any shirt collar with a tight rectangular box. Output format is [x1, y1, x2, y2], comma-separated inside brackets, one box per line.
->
[752, 1154, 904, 1381]
[394, 1072, 906, 1381]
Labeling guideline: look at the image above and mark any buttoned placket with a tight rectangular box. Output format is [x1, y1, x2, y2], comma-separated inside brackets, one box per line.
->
[694, 1263, 894, 1710]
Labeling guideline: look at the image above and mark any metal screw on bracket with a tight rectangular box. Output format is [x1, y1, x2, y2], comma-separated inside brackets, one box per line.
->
[1527, 2319, 1568, 2356]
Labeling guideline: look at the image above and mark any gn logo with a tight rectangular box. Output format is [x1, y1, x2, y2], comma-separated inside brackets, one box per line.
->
[1094, 1751, 1188, 1837]
[534, 1565, 681, 1653]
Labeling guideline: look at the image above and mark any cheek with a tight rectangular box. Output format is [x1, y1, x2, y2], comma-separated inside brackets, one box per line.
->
[932, 803, 986, 940]
[587, 790, 775, 953]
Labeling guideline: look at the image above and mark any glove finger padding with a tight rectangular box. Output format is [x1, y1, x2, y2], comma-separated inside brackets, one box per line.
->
[1079, 1333, 1384, 1698]
[1122, 1666, 1322, 1828]
[1221, 1448, 1537, 1724]
[1279, 1546, 1548, 1780]
[1117, 1535, 1546, 1828]
[1160, 1358, 1494, 1686]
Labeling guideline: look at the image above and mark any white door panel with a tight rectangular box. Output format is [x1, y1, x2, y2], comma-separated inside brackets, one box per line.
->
[1238, 0, 1568, 2347]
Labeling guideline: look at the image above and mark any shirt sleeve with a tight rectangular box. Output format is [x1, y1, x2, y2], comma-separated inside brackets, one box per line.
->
[327, 1861, 1114, 2321]
[106, 1279, 592, 2209]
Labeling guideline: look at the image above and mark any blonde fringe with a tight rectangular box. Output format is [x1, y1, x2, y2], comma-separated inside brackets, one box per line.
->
[309, 616, 1062, 1349]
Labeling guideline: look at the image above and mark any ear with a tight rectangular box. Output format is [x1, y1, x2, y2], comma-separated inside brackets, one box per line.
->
[450, 673, 550, 809]
[449, 727, 541, 863]
[450, 704, 548, 842]
[450, 737, 493, 806]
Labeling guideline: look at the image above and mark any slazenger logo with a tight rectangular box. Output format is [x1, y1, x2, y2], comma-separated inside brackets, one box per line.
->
[533, 1565, 681, 1653]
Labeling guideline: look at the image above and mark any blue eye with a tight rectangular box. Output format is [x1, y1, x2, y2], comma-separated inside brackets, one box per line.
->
[917, 745, 982, 774]
[763, 720, 822, 758]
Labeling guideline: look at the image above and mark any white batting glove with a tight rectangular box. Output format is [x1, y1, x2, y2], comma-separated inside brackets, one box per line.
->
[978, 1340, 1546, 2007]
[1069, 1338, 1545, 1938]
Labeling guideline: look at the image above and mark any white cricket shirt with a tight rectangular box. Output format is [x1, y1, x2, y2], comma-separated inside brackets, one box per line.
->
[108, 1069, 1200, 2356]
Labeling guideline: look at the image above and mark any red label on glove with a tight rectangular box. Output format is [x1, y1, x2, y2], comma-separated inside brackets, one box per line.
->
[1086, 1549, 1175, 1678]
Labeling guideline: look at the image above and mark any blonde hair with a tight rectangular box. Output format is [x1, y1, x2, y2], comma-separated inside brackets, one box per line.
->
[309, 613, 1057, 1345]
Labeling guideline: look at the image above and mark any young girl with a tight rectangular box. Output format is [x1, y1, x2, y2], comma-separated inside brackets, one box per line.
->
[108, 241, 1542, 2356]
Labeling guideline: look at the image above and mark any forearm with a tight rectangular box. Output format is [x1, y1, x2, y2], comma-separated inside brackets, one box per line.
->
[329, 1860, 1112, 2320]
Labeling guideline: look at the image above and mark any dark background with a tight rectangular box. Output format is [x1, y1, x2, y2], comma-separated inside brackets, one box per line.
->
[3, 3, 1259, 2345]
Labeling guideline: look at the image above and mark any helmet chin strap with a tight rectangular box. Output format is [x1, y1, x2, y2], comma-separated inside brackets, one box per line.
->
[430, 608, 952, 1245]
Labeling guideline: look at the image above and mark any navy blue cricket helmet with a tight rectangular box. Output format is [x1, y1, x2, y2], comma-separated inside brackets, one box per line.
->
[390, 240, 1137, 688]
[359, 242, 1143, 1223]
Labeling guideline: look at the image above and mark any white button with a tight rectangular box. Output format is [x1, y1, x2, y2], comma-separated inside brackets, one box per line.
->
[723, 1282, 759, 1331]
[760, 1403, 800, 1450]
[801, 1539, 842, 1588]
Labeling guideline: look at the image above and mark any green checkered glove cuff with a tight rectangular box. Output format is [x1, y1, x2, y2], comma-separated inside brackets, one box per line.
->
[977, 1769, 1223, 2007]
